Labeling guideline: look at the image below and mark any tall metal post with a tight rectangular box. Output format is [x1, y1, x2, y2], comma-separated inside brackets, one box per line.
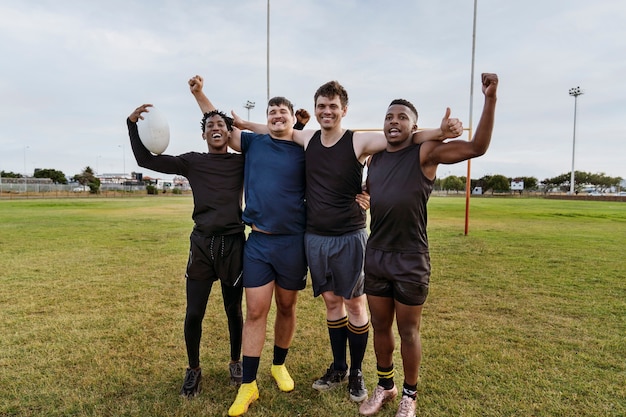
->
[569, 86, 583, 194]
[464, 0, 478, 235]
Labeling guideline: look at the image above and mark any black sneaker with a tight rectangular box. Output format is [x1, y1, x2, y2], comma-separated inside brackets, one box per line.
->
[312, 363, 348, 391]
[180, 367, 202, 398]
[348, 369, 368, 402]
[229, 361, 243, 386]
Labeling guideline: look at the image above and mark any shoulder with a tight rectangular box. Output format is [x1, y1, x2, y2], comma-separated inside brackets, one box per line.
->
[353, 130, 386, 160]
[295, 128, 317, 149]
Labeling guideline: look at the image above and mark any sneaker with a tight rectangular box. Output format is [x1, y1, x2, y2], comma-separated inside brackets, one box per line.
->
[312, 363, 348, 391]
[395, 395, 416, 417]
[229, 361, 243, 386]
[228, 381, 259, 416]
[179, 367, 202, 398]
[348, 369, 368, 402]
[271, 364, 294, 392]
[359, 384, 398, 416]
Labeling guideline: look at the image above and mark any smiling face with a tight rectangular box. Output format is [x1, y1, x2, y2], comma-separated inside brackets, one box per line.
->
[384, 104, 418, 150]
[315, 95, 347, 132]
[202, 114, 230, 153]
[266, 103, 295, 139]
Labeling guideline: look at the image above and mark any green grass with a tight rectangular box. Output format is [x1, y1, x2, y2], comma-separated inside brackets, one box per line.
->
[0, 196, 624, 416]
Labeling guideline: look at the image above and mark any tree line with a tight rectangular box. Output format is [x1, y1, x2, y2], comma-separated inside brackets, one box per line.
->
[2, 168, 623, 195]
[435, 171, 622, 194]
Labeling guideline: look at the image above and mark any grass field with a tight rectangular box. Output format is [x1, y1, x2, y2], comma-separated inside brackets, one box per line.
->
[0, 196, 624, 416]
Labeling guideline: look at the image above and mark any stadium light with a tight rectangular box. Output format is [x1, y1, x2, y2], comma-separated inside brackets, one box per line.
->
[244, 100, 255, 121]
[569, 86, 583, 194]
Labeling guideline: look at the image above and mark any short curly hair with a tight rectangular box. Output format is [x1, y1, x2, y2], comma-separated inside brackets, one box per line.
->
[389, 99, 418, 122]
[201, 110, 234, 132]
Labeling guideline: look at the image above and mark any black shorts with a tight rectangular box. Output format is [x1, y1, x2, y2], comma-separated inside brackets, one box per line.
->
[364, 247, 430, 306]
[185, 230, 245, 287]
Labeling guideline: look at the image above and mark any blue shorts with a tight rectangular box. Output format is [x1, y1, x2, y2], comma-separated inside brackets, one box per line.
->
[305, 229, 367, 299]
[243, 231, 308, 290]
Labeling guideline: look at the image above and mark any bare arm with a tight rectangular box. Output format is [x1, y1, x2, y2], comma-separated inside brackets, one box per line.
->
[188, 75, 242, 151]
[233, 110, 269, 133]
[355, 108, 464, 162]
[421, 73, 498, 177]
[189, 75, 216, 113]
[412, 107, 463, 143]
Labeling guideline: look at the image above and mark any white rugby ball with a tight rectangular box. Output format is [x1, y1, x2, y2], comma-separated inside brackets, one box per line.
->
[137, 106, 170, 154]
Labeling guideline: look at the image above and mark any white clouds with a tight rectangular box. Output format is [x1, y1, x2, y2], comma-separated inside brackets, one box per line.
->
[0, 0, 624, 180]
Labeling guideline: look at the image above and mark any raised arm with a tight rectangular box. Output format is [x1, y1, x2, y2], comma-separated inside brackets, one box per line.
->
[421, 73, 498, 176]
[188, 75, 242, 151]
[189, 75, 216, 113]
[127, 104, 182, 175]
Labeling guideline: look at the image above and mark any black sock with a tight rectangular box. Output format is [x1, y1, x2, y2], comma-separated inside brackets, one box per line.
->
[347, 321, 369, 373]
[242, 356, 260, 384]
[377, 364, 395, 390]
[402, 381, 417, 400]
[273, 345, 289, 365]
[328, 316, 348, 371]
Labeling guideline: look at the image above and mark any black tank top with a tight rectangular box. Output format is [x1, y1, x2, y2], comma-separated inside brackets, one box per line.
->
[305, 130, 366, 235]
[367, 143, 433, 253]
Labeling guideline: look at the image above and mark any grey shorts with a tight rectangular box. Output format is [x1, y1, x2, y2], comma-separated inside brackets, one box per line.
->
[305, 229, 367, 299]
[364, 247, 430, 306]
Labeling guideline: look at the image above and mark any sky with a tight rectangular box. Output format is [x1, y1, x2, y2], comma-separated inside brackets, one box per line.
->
[1, 0, 625, 182]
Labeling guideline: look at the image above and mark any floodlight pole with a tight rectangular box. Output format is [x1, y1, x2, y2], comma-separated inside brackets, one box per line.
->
[464, 0, 478, 236]
[266, 0, 270, 103]
[244, 101, 255, 120]
[569, 86, 583, 194]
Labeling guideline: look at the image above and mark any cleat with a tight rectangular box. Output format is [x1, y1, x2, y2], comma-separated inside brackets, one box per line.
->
[180, 367, 202, 398]
[359, 384, 398, 416]
[228, 381, 259, 416]
[395, 395, 416, 417]
[312, 363, 348, 391]
[348, 369, 368, 402]
[271, 364, 294, 392]
[229, 361, 243, 386]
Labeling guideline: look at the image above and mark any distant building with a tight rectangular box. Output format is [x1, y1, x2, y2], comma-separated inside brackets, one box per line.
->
[511, 179, 524, 191]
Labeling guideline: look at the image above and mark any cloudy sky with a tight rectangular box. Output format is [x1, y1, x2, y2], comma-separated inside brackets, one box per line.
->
[1, 0, 624, 182]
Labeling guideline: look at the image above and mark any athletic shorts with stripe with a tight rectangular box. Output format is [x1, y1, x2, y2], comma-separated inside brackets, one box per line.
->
[185, 230, 245, 287]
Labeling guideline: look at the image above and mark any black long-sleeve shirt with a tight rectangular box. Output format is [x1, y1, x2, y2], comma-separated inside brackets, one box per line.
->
[127, 118, 244, 237]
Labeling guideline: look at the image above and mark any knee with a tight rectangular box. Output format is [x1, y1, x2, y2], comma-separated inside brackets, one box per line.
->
[397, 325, 421, 344]
[345, 296, 367, 320]
[275, 300, 296, 317]
[245, 302, 269, 322]
[185, 310, 204, 326]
